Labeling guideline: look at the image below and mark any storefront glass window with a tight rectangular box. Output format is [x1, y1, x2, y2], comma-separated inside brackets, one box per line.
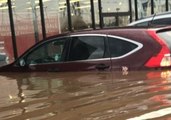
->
[43, 0, 63, 36]
[101, 0, 129, 13]
[154, 0, 166, 13]
[93, 0, 99, 28]
[12, 0, 42, 57]
[146, 0, 166, 16]
[0, 0, 14, 64]
[169, 0, 171, 10]
[69, 0, 91, 31]
[137, 0, 146, 19]
[131, 0, 136, 21]
[58, 0, 69, 32]
[101, 0, 130, 27]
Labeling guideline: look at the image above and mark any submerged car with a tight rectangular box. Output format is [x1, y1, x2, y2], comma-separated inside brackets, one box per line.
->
[128, 11, 171, 27]
[0, 26, 171, 72]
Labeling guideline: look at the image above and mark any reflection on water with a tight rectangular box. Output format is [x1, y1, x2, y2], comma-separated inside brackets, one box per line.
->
[0, 70, 171, 119]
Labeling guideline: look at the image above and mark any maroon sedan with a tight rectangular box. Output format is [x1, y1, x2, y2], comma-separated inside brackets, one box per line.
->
[0, 26, 171, 72]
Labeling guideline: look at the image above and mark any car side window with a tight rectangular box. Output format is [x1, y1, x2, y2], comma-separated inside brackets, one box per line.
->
[108, 37, 138, 57]
[68, 36, 107, 61]
[135, 21, 149, 26]
[25, 38, 67, 64]
[152, 18, 171, 25]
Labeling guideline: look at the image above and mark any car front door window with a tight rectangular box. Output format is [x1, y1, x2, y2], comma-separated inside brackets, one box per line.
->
[25, 38, 67, 65]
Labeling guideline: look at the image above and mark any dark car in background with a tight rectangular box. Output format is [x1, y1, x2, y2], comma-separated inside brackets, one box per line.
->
[128, 11, 171, 27]
[0, 26, 171, 72]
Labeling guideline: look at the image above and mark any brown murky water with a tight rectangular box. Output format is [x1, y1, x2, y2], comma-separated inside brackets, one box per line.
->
[0, 70, 171, 120]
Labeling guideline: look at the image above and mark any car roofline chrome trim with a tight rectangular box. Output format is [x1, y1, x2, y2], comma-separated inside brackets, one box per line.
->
[65, 58, 111, 62]
[29, 34, 143, 66]
[70, 34, 107, 37]
[29, 58, 111, 66]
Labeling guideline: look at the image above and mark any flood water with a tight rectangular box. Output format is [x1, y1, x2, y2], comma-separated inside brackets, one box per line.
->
[0, 70, 171, 120]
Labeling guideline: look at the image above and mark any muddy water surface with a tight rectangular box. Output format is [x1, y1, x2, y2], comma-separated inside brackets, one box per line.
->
[0, 70, 171, 120]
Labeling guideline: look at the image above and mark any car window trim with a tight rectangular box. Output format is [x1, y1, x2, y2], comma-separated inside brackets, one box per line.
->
[70, 34, 107, 37]
[29, 58, 111, 65]
[64, 58, 111, 63]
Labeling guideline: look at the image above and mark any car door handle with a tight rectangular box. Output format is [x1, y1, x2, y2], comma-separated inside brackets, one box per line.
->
[95, 64, 110, 71]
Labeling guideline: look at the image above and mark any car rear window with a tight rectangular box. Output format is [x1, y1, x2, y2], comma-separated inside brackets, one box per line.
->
[152, 18, 171, 26]
[157, 30, 171, 51]
[135, 21, 149, 26]
[108, 37, 138, 57]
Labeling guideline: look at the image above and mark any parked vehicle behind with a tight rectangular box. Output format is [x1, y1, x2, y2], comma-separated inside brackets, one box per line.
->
[0, 53, 8, 66]
[128, 11, 171, 27]
[0, 26, 171, 72]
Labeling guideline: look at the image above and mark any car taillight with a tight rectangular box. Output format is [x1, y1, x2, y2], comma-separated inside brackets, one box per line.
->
[160, 53, 171, 67]
[145, 30, 171, 68]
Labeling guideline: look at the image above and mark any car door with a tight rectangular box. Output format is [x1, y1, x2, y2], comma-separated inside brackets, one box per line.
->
[63, 35, 112, 71]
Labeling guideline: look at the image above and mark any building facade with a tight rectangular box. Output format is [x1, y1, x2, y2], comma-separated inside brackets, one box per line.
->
[0, 0, 171, 62]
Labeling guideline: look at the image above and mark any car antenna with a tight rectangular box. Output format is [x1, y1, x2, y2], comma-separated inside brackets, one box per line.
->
[148, 13, 156, 27]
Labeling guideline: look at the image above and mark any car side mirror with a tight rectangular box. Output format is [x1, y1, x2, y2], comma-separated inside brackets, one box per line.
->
[19, 59, 26, 67]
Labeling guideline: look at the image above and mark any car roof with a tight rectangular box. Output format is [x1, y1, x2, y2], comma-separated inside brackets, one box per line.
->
[45, 26, 171, 39]
[128, 11, 171, 26]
